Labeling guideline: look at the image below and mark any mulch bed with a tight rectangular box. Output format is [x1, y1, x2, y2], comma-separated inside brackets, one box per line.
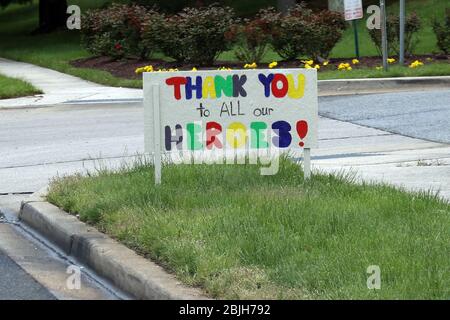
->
[70, 54, 450, 80]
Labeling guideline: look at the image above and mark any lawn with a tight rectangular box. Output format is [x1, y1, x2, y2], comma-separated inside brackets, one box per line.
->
[319, 62, 450, 80]
[0, 0, 447, 89]
[0, 73, 42, 99]
[0, 0, 141, 88]
[330, 0, 449, 58]
[47, 158, 450, 299]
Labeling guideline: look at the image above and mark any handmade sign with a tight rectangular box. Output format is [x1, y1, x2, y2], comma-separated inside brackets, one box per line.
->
[144, 69, 318, 184]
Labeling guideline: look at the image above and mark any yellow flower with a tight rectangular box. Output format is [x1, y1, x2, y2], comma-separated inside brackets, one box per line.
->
[375, 66, 383, 70]
[323, 61, 329, 66]
[409, 60, 424, 68]
[136, 65, 154, 74]
[352, 59, 360, 65]
[347, 66, 352, 71]
[168, 68, 179, 72]
[387, 58, 396, 64]
[314, 64, 321, 70]
[191, 67, 198, 71]
[268, 61, 278, 69]
[218, 66, 232, 71]
[338, 62, 351, 70]
[304, 64, 313, 69]
[244, 62, 257, 69]
[302, 59, 314, 66]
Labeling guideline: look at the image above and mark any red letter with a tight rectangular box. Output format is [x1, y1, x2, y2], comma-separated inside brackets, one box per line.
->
[166, 77, 187, 100]
[206, 122, 223, 149]
[271, 74, 288, 98]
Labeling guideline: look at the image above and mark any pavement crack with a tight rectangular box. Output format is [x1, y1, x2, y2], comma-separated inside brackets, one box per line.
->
[321, 107, 449, 123]
[320, 133, 393, 141]
[0, 154, 141, 170]
[0, 192, 34, 196]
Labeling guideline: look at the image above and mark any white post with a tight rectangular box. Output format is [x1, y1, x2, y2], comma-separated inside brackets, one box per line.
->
[304, 148, 311, 180]
[152, 84, 162, 185]
[399, 0, 405, 65]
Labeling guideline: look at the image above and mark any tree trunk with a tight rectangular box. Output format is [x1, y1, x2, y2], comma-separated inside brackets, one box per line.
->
[36, 0, 67, 33]
[277, 0, 296, 14]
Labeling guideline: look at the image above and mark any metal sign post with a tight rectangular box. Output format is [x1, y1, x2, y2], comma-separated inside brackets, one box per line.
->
[399, 0, 406, 65]
[380, 0, 388, 71]
[352, 20, 360, 58]
[344, 0, 363, 58]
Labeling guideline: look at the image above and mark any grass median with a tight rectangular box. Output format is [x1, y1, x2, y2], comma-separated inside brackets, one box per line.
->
[47, 158, 450, 299]
[0, 73, 42, 99]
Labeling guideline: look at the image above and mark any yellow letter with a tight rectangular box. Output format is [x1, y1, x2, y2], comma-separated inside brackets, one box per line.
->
[202, 76, 216, 99]
[287, 74, 305, 99]
[226, 122, 247, 149]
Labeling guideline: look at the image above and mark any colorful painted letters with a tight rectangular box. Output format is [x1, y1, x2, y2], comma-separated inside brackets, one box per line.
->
[165, 73, 305, 100]
[164, 120, 308, 151]
[145, 69, 318, 155]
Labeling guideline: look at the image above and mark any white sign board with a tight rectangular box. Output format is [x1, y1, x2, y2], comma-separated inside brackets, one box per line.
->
[344, 0, 363, 21]
[144, 69, 318, 183]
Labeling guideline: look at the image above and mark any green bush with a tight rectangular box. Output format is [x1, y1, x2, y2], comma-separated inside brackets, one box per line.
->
[144, 5, 237, 65]
[81, 4, 157, 60]
[369, 13, 421, 57]
[133, 0, 277, 16]
[230, 11, 273, 63]
[262, 4, 346, 60]
[433, 15, 450, 54]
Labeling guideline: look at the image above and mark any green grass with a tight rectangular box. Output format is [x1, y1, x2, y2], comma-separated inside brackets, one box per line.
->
[47, 158, 450, 299]
[0, 73, 42, 99]
[330, 0, 449, 58]
[0, 0, 141, 88]
[318, 62, 450, 80]
[0, 0, 447, 89]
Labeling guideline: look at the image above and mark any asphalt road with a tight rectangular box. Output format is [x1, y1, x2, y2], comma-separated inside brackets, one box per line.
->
[0, 88, 448, 299]
[1, 89, 449, 194]
[319, 90, 450, 144]
[0, 248, 55, 300]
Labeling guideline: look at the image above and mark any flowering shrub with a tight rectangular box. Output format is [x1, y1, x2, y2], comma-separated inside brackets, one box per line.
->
[432, 15, 450, 54]
[230, 11, 273, 63]
[369, 13, 421, 56]
[81, 4, 157, 59]
[144, 5, 237, 65]
[81, 3, 348, 66]
[260, 4, 346, 60]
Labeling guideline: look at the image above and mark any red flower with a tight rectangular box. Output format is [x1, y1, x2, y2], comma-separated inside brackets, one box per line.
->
[115, 43, 123, 50]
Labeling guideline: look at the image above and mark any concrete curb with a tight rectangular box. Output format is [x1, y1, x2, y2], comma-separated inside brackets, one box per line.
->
[318, 76, 450, 96]
[19, 191, 208, 300]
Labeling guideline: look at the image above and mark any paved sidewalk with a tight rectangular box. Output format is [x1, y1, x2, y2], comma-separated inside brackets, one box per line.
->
[0, 58, 142, 108]
[313, 117, 450, 201]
